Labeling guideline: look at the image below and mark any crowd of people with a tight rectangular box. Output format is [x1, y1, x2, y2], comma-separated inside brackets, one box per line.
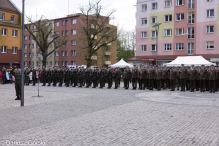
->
[1, 63, 219, 100]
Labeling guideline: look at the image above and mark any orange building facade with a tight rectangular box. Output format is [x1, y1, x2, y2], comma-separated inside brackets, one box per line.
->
[0, 0, 22, 68]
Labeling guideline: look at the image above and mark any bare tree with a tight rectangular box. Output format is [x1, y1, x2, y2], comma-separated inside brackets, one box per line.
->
[77, 0, 120, 67]
[25, 16, 68, 67]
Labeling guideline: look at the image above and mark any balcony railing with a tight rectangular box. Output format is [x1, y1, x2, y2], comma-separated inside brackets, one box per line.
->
[104, 61, 111, 65]
[91, 56, 97, 60]
[104, 51, 111, 56]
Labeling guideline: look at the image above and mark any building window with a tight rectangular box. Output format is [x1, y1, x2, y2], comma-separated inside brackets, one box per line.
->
[164, 15, 172, 22]
[71, 50, 76, 56]
[55, 61, 59, 66]
[1, 28, 7, 36]
[176, 0, 184, 6]
[141, 45, 147, 52]
[176, 13, 184, 21]
[188, 12, 194, 24]
[142, 18, 147, 25]
[37, 52, 40, 57]
[165, 0, 172, 7]
[62, 31, 65, 36]
[24, 45, 27, 49]
[24, 36, 27, 40]
[206, 41, 214, 49]
[142, 4, 147, 11]
[62, 51, 64, 56]
[175, 28, 184, 36]
[66, 20, 68, 25]
[29, 53, 32, 58]
[62, 61, 64, 66]
[71, 61, 76, 66]
[0, 13, 4, 20]
[66, 51, 68, 56]
[25, 62, 27, 66]
[55, 52, 59, 56]
[206, 26, 214, 33]
[62, 20, 65, 26]
[152, 3, 157, 10]
[187, 27, 194, 39]
[164, 44, 172, 51]
[175, 43, 184, 50]
[55, 22, 59, 27]
[72, 30, 77, 35]
[151, 16, 157, 24]
[151, 31, 157, 38]
[65, 61, 68, 66]
[24, 53, 27, 57]
[66, 30, 68, 36]
[71, 40, 76, 45]
[141, 32, 147, 38]
[187, 43, 194, 55]
[188, 0, 194, 9]
[1, 46, 7, 53]
[151, 44, 157, 51]
[72, 19, 77, 24]
[12, 47, 18, 54]
[207, 9, 214, 17]
[12, 30, 18, 37]
[11, 15, 15, 22]
[164, 29, 172, 36]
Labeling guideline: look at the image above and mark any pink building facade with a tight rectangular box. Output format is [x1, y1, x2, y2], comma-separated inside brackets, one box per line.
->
[130, 0, 219, 66]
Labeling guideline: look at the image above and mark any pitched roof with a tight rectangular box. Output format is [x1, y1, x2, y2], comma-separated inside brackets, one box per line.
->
[0, 0, 21, 13]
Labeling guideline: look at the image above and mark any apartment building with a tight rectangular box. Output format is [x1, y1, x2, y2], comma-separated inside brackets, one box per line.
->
[24, 13, 117, 68]
[0, 0, 22, 68]
[24, 20, 55, 68]
[129, 0, 219, 66]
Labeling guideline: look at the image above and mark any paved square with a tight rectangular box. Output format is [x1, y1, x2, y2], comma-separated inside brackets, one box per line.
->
[0, 83, 219, 146]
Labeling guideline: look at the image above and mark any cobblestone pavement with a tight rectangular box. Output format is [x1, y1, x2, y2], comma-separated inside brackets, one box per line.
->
[0, 83, 219, 146]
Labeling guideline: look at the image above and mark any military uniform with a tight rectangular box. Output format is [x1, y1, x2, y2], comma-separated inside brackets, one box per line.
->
[41, 68, 47, 86]
[24, 69, 30, 85]
[189, 67, 197, 92]
[114, 69, 120, 89]
[107, 69, 113, 89]
[208, 68, 216, 93]
[99, 69, 105, 88]
[179, 67, 187, 91]
[65, 69, 70, 87]
[156, 69, 162, 91]
[1, 68, 6, 84]
[162, 68, 169, 89]
[170, 68, 177, 91]
[123, 68, 131, 89]
[131, 67, 138, 89]
[72, 69, 77, 87]
[47, 69, 52, 86]
[138, 68, 145, 90]
[92, 69, 98, 88]
[52, 69, 58, 86]
[31, 69, 36, 86]
[58, 69, 64, 87]
[10, 68, 21, 100]
[200, 67, 207, 92]
[148, 68, 155, 90]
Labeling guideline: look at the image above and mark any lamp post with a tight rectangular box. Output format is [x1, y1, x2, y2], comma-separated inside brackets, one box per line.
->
[152, 23, 162, 67]
[21, 0, 25, 106]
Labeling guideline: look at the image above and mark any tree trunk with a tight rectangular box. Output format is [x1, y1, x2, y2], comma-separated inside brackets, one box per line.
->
[42, 55, 47, 68]
[86, 55, 92, 67]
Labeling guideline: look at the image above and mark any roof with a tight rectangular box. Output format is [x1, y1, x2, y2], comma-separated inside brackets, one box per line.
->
[0, 0, 21, 13]
[165, 56, 216, 66]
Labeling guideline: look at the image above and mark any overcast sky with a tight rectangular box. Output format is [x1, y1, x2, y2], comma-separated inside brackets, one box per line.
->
[12, 0, 136, 31]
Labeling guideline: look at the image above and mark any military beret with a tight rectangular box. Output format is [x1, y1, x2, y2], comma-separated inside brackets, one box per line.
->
[201, 64, 205, 66]
[211, 65, 214, 67]
[191, 65, 194, 67]
[215, 66, 218, 67]
[181, 64, 184, 66]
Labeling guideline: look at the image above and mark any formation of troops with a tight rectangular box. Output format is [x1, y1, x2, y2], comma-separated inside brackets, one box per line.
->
[1, 63, 219, 100]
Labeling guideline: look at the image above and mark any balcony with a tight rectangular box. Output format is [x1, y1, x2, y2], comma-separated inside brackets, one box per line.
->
[104, 61, 111, 65]
[106, 42, 111, 46]
[104, 51, 111, 56]
[91, 56, 97, 60]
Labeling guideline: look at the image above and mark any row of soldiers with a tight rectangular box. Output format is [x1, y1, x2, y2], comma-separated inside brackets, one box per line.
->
[24, 66, 122, 89]
[6, 63, 219, 100]
[123, 64, 218, 93]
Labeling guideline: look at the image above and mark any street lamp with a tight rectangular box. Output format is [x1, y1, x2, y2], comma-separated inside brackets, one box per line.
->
[21, 0, 25, 106]
[153, 23, 162, 67]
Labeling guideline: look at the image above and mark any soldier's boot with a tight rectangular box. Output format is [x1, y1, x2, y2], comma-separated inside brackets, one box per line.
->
[15, 95, 20, 100]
